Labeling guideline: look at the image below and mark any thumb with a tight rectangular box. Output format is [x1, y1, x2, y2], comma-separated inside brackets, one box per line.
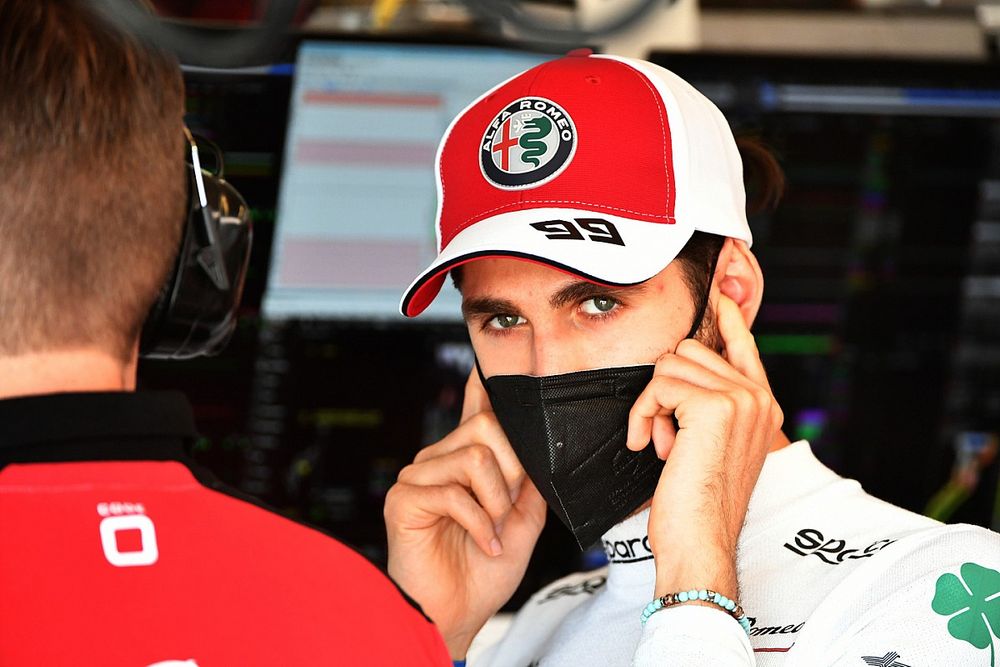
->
[511, 477, 547, 535]
[460, 364, 492, 423]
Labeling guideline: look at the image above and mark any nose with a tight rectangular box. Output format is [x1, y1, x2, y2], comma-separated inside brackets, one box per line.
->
[531, 326, 591, 376]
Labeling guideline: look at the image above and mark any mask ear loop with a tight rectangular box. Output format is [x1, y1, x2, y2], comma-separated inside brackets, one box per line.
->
[683, 244, 723, 341]
[474, 356, 489, 387]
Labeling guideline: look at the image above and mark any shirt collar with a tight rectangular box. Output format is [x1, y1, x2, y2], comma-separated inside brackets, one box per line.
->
[599, 504, 657, 594]
[0, 391, 197, 465]
[743, 439, 842, 531]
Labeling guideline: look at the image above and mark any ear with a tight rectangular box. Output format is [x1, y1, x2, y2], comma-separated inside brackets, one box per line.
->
[714, 239, 764, 327]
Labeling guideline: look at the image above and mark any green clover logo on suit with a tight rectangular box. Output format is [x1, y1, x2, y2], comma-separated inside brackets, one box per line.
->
[932, 562, 1000, 666]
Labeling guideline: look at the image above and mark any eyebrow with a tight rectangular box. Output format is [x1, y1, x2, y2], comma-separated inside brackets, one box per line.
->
[548, 280, 648, 309]
[461, 280, 648, 322]
[462, 297, 519, 322]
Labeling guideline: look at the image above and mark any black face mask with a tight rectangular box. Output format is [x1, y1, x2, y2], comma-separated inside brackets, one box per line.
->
[480, 250, 720, 550]
[484, 364, 661, 549]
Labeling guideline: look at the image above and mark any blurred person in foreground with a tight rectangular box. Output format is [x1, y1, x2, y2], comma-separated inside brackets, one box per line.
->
[0, 2, 449, 664]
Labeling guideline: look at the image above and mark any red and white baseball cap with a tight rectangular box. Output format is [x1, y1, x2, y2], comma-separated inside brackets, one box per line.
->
[400, 50, 751, 317]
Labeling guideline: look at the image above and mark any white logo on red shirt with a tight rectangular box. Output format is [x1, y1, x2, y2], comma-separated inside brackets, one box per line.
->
[97, 501, 158, 567]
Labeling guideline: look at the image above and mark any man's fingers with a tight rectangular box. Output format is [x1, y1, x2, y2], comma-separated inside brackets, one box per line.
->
[652, 350, 736, 393]
[397, 445, 514, 523]
[672, 338, 750, 387]
[460, 365, 492, 423]
[651, 414, 677, 460]
[413, 411, 526, 501]
[626, 376, 715, 451]
[389, 482, 503, 557]
[513, 477, 547, 527]
[717, 295, 770, 388]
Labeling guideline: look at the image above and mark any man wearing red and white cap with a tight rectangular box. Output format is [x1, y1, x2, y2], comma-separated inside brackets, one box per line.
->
[385, 51, 1000, 666]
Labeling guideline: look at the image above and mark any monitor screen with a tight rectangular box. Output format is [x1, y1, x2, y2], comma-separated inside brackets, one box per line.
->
[263, 41, 551, 320]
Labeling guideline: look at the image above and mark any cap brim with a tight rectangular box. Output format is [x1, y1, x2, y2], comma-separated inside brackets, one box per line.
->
[400, 208, 695, 317]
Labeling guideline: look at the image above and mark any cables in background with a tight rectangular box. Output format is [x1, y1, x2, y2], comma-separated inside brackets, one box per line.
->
[94, 0, 303, 67]
[96, 0, 674, 67]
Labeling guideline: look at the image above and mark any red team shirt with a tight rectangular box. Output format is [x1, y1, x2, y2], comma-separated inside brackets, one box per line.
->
[0, 391, 450, 666]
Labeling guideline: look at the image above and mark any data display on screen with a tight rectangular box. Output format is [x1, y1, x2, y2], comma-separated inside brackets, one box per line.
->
[263, 42, 550, 320]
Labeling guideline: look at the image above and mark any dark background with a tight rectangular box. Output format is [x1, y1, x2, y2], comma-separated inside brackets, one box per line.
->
[138, 45, 1000, 610]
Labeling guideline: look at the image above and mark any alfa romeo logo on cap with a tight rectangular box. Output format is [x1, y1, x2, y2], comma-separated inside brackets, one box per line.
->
[480, 97, 576, 189]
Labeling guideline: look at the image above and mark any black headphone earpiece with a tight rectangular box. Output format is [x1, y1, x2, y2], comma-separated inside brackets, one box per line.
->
[139, 128, 253, 360]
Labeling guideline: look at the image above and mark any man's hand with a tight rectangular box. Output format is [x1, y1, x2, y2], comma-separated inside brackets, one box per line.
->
[385, 369, 547, 659]
[626, 295, 784, 600]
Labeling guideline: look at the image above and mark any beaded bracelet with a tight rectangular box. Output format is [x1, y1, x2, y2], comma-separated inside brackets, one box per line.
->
[640, 588, 752, 635]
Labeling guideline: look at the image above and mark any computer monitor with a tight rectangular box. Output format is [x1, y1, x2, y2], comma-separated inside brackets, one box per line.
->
[263, 41, 551, 320]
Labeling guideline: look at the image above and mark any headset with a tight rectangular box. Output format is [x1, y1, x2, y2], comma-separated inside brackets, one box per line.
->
[139, 128, 253, 360]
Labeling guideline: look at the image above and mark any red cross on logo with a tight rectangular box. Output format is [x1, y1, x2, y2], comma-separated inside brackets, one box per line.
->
[491, 118, 518, 172]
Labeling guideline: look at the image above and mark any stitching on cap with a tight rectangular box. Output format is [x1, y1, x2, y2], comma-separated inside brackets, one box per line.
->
[439, 150, 447, 219]
[624, 63, 671, 211]
[448, 200, 676, 240]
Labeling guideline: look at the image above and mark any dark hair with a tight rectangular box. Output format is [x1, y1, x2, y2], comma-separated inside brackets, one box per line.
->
[0, 0, 186, 360]
[673, 135, 785, 304]
[450, 135, 785, 298]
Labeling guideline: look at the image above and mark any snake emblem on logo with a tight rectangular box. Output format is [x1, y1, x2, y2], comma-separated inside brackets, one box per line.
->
[480, 97, 577, 189]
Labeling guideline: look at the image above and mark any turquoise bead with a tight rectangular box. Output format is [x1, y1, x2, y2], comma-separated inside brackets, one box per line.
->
[641, 589, 749, 632]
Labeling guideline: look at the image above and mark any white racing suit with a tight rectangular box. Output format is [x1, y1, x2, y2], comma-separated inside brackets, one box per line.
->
[469, 441, 1000, 666]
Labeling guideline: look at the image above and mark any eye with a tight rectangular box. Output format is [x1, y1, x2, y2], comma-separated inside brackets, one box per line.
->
[487, 314, 526, 330]
[580, 296, 619, 316]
